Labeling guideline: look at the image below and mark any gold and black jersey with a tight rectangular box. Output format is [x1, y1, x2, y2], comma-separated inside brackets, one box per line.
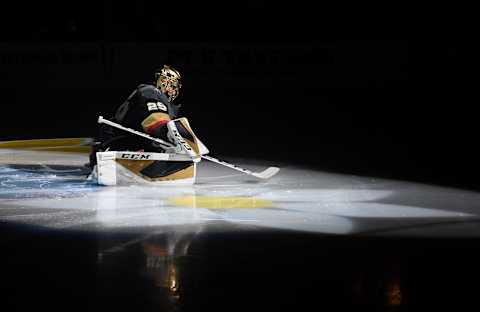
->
[92, 84, 181, 157]
[115, 84, 180, 137]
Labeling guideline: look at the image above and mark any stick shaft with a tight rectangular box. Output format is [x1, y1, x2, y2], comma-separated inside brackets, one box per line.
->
[97, 116, 277, 178]
[98, 116, 174, 148]
[201, 155, 255, 175]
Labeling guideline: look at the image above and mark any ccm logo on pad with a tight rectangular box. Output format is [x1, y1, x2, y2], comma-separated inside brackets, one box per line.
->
[120, 153, 151, 160]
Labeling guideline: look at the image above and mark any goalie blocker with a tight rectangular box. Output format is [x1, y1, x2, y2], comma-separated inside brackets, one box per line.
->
[92, 118, 208, 185]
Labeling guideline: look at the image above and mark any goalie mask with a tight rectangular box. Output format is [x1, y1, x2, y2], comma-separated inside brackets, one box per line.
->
[155, 65, 182, 102]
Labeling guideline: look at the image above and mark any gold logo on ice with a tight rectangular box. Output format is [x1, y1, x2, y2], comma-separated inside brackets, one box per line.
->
[168, 196, 273, 209]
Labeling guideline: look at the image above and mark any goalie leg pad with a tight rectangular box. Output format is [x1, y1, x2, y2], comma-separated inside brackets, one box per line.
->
[96, 151, 117, 186]
[116, 159, 195, 182]
[94, 151, 196, 185]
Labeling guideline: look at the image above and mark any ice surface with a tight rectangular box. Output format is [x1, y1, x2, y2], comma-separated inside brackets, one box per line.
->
[1, 149, 480, 237]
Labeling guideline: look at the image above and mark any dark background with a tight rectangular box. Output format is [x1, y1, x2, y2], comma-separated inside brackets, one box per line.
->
[0, 4, 479, 312]
[0, 2, 473, 189]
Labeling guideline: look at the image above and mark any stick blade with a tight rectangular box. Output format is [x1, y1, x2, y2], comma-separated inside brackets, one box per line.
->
[252, 167, 280, 179]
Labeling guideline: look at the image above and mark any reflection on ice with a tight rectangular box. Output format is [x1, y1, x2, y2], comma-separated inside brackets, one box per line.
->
[97, 224, 203, 309]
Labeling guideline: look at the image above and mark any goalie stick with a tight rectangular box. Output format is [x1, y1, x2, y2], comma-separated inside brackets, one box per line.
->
[97, 116, 279, 179]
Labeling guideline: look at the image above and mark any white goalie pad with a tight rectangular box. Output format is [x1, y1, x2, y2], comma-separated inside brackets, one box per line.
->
[167, 118, 209, 162]
[92, 151, 197, 186]
[94, 151, 117, 186]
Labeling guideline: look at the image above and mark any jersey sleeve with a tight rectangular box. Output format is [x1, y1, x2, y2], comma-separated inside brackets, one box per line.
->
[141, 112, 171, 134]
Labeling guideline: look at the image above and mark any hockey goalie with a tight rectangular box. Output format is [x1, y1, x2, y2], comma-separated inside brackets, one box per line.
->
[88, 65, 208, 186]
[88, 65, 278, 185]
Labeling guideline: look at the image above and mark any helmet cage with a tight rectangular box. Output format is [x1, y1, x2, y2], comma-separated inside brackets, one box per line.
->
[155, 65, 182, 102]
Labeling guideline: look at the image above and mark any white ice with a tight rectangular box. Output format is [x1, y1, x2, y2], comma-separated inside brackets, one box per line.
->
[1, 149, 480, 237]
